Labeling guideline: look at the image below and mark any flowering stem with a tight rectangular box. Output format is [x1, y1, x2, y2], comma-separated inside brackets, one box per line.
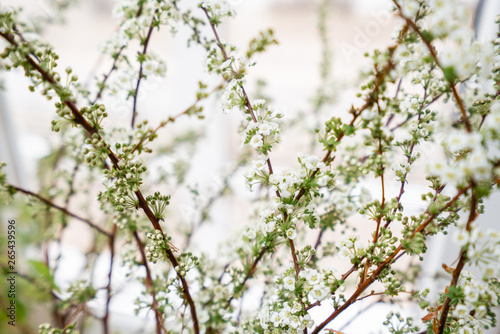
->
[383, 82, 431, 231]
[91, 5, 144, 104]
[201, 5, 302, 284]
[131, 10, 158, 128]
[91, 45, 125, 104]
[209, 18, 410, 318]
[362, 121, 387, 285]
[133, 231, 166, 334]
[311, 186, 470, 333]
[394, 2, 472, 133]
[225, 245, 269, 307]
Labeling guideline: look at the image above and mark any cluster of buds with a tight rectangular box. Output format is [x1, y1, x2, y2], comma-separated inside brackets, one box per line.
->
[146, 191, 170, 221]
[145, 229, 171, 263]
[80, 104, 108, 130]
[51, 102, 75, 132]
[39, 323, 78, 334]
[82, 134, 110, 167]
[382, 312, 419, 334]
[175, 252, 200, 276]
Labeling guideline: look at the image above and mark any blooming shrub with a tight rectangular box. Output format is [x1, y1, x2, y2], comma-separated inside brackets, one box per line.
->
[0, 0, 499, 333]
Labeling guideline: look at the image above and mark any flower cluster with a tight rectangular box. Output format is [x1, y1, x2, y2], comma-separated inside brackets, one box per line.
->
[146, 191, 170, 221]
[445, 271, 499, 334]
[145, 229, 171, 263]
[39, 323, 78, 334]
[100, 146, 147, 211]
[104, 0, 179, 55]
[98, 0, 177, 102]
[453, 227, 500, 279]
[337, 235, 364, 262]
[175, 252, 200, 276]
[383, 312, 419, 334]
[241, 101, 282, 153]
[199, 0, 235, 25]
[247, 153, 333, 201]
[82, 134, 111, 167]
[259, 301, 314, 333]
[299, 267, 341, 303]
[50, 102, 75, 132]
[259, 266, 344, 332]
[59, 280, 97, 310]
[426, 129, 495, 185]
[142, 53, 167, 77]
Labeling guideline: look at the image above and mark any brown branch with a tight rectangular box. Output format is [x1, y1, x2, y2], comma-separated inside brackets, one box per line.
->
[225, 245, 269, 307]
[362, 115, 387, 286]
[308, 228, 324, 264]
[289, 236, 301, 277]
[62, 303, 86, 332]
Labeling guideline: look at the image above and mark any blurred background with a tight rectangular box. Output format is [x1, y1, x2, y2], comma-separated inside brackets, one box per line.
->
[1, 0, 499, 333]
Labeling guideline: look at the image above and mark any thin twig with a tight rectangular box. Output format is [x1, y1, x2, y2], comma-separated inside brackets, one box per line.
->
[103, 224, 118, 334]
[131, 82, 223, 154]
[131, 11, 158, 128]
[92, 46, 125, 104]
[133, 231, 166, 334]
[62, 303, 86, 332]
[7, 183, 112, 237]
[91, 4, 144, 104]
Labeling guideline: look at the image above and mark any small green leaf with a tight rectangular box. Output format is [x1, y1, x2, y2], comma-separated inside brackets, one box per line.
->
[29, 260, 59, 292]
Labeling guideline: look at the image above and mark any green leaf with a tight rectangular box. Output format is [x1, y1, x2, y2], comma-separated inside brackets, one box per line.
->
[445, 286, 464, 306]
[442, 66, 457, 83]
[420, 30, 434, 42]
[28, 260, 60, 292]
[343, 124, 355, 136]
